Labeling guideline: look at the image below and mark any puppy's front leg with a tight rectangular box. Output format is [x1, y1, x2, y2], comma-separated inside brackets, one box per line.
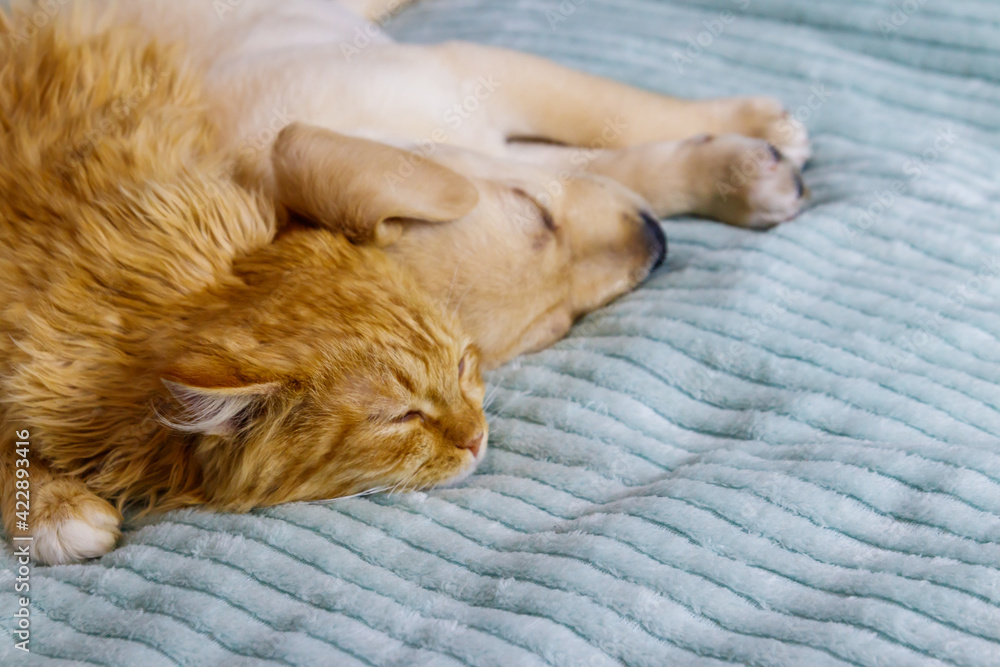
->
[509, 134, 808, 228]
[433, 42, 810, 167]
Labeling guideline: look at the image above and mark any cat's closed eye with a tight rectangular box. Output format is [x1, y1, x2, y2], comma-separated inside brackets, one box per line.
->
[397, 410, 426, 424]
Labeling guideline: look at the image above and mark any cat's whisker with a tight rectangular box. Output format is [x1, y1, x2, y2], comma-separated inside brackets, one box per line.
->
[315, 485, 392, 504]
[390, 468, 423, 497]
[405, 477, 431, 495]
[357, 486, 393, 498]
[388, 476, 408, 497]
[313, 489, 378, 505]
[482, 383, 500, 410]
[394, 477, 417, 497]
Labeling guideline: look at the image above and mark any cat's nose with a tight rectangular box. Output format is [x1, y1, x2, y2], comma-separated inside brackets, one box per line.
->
[459, 432, 484, 458]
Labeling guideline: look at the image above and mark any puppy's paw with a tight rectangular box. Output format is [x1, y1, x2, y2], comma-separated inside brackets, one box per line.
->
[689, 134, 809, 229]
[28, 480, 121, 565]
[712, 97, 811, 168]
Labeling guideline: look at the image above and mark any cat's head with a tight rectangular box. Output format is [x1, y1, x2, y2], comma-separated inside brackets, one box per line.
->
[160, 229, 488, 510]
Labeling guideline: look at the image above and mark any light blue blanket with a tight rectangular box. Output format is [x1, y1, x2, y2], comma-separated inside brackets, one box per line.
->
[3, 0, 1000, 664]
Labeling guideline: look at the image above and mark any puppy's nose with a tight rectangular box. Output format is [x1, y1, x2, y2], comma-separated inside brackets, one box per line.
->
[459, 432, 484, 458]
[640, 211, 668, 271]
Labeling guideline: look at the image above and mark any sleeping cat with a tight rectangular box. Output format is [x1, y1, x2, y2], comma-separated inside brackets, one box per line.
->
[0, 8, 487, 565]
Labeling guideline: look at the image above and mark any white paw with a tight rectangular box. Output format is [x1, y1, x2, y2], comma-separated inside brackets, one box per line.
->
[33, 499, 121, 565]
[768, 113, 811, 170]
[692, 134, 809, 229]
[719, 97, 812, 168]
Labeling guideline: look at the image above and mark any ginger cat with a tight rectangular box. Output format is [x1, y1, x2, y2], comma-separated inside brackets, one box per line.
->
[0, 8, 487, 565]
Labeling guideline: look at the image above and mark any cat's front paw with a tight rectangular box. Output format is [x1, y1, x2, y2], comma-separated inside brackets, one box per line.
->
[714, 97, 811, 168]
[690, 134, 809, 229]
[28, 481, 121, 565]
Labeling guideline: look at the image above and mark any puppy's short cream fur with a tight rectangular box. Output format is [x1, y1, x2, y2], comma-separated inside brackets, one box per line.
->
[101, 0, 811, 368]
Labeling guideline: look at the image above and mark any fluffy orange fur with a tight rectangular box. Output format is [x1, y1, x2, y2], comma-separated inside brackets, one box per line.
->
[0, 7, 487, 565]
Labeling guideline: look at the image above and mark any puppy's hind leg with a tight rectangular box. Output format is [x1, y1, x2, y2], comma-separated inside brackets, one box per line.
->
[431, 42, 810, 167]
[2, 440, 121, 565]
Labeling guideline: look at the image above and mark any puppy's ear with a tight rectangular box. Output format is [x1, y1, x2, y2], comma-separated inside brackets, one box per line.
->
[161, 355, 282, 437]
[271, 122, 479, 245]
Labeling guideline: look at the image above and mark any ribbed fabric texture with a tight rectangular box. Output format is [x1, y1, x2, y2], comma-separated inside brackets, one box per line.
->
[3, 0, 1000, 664]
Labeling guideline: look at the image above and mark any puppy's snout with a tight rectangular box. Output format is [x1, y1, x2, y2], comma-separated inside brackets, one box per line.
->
[640, 211, 667, 271]
[459, 432, 484, 458]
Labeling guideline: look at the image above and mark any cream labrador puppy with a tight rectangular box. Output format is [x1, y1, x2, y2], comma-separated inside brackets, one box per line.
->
[99, 0, 810, 367]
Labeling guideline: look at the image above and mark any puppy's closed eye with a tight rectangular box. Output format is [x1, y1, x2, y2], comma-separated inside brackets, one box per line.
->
[512, 187, 556, 232]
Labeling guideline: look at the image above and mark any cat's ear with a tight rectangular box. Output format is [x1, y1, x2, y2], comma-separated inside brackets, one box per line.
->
[161, 358, 282, 436]
[271, 122, 479, 246]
